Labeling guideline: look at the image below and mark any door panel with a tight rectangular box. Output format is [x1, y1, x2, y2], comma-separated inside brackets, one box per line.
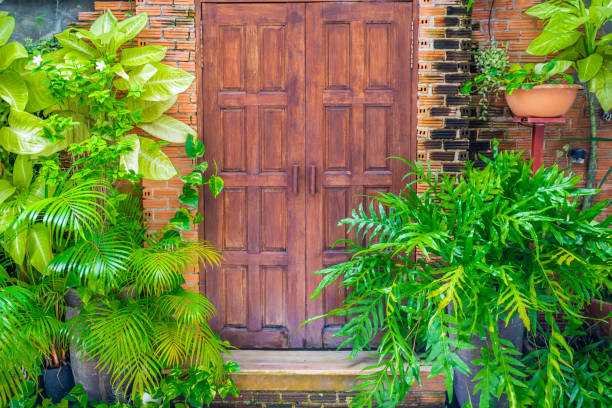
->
[202, 3, 306, 348]
[305, 2, 413, 347]
[201, 2, 413, 349]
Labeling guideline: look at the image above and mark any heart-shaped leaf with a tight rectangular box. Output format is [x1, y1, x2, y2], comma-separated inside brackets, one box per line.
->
[179, 184, 199, 207]
[208, 175, 224, 198]
[185, 134, 205, 159]
[169, 208, 191, 231]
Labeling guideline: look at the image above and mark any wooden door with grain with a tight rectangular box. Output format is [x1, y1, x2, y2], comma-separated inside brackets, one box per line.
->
[201, 3, 306, 348]
[304, 2, 413, 348]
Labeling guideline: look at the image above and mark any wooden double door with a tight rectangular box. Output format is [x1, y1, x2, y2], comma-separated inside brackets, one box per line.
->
[201, 2, 414, 348]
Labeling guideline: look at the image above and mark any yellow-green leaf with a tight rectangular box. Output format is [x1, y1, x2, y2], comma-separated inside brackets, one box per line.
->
[0, 70, 28, 110]
[0, 15, 15, 47]
[120, 45, 166, 67]
[0, 179, 16, 205]
[13, 155, 33, 188]
[27, 224, 53, 273]
[139, 114, 194, 144]
[0, 41, 28, 71]
[138, 136, 178, 181]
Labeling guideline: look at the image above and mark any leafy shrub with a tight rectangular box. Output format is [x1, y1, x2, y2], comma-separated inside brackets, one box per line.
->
[309, 142, 612, 407]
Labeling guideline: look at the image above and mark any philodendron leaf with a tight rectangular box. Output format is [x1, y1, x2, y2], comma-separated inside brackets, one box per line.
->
[119, 134, 140, 174]
[209, 175, 224, 198]
[0, 179, 16, 205]
[577, 54, 603, 82]
[526, 31, 582, 55]
[115, 63, 158, 91]
[117, 12, 148, 42]
[139, 114, 195, 144]
[13, 155, 33, 188]
[0, 70, 28, 110]
[181, 170, 204, 186]
[0, 41, 28, 71]
[0, 110, 53, 155]
[4, 229, 26, 265]
[185, 134, 205, 158]
[0, 15, 15, 47]
[141, 63, 195, 101]
[55, 31, 98, 58]
[137, 136, 178, 181]
[169, 208, 191, 230]
[120, 45, 166, 67]
[179, 184, 199, 207]
[90, 9, 118, 37]
[127, 94, 176, 122]
[23, 70, 56, 112]
[27, 223, 53, 273]
[594, 68, 612, 112]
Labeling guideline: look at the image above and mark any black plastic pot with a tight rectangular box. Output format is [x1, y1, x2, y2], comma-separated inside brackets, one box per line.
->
[65, 289, 116, 403]
[453, 315, 525, 408]
[43, 364, 75, 403]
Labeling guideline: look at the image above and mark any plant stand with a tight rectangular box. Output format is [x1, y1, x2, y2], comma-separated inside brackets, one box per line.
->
[513, 117, 566, 173]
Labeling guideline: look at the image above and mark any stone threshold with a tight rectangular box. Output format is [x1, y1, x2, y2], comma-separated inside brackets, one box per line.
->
[224, 350, 445, 393]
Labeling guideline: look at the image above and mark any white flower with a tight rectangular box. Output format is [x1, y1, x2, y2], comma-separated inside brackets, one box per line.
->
[32, 55, 43, 66]
[95, 60, 107, 71]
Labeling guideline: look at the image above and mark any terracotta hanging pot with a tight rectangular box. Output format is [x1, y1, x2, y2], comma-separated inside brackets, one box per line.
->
[502, 84, 581, 118]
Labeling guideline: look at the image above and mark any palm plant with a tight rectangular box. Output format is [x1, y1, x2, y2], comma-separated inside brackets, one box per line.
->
[0, 166, 111, 405]
[65, 195, 227, 399]
[308, 142, 612, 408]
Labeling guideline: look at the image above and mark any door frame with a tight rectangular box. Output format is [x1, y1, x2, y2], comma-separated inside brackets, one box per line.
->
[194, 0, 419, 339]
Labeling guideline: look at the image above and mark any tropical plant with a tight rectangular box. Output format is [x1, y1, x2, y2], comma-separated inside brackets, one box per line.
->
[0, 9, 228, 404]
[9, 361, 240, 408]
[461, 42, 574, 120]
[307, 142, 612, 408]
[152, 362, 240, 407]
[525, 0, 612, 208]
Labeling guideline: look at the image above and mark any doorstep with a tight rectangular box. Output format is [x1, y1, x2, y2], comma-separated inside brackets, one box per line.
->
[224, 350, 445, 393]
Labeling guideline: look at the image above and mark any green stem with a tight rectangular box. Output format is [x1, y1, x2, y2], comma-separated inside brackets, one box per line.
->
[583, 92, 598, 210]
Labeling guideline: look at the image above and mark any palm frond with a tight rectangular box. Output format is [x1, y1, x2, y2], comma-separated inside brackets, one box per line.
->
[18, 178, 111, 245]
[48, 227, 132, 290]
[129, 241, 221, 296]
[0, 286, 44, 405]
[78, 301, 161, 396]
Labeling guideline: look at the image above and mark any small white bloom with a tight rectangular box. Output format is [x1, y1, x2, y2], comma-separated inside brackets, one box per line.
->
[95, 60, 107, 71]
[32, 55, 43, 66]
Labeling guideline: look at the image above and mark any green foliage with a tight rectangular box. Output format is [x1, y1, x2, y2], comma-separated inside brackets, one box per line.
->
[152, 362, 240, 407]
[10, 362, 240, 408]
[308, 143, 612, 407]
[24, 37, 61, 55]
[525, 0, 612, 111]
[461, 42, 573, 120]
[0, 10, 230, 405]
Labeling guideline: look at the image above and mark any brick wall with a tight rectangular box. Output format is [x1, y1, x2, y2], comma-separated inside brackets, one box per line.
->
[79, 0, 202, 290]
[208, 390, 445, 408]
[77, 0, 611, 304]
[417, 0, 472, 181]
[468, 0, 612, 205]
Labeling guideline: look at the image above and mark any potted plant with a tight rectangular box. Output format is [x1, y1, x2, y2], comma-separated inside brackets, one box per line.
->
[461, 41, 578, 119]
[306, 142, 611, 407]
[0, 9, 230, 405]
[585, 287, 612, 338]
[524, 0, 612, 210]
